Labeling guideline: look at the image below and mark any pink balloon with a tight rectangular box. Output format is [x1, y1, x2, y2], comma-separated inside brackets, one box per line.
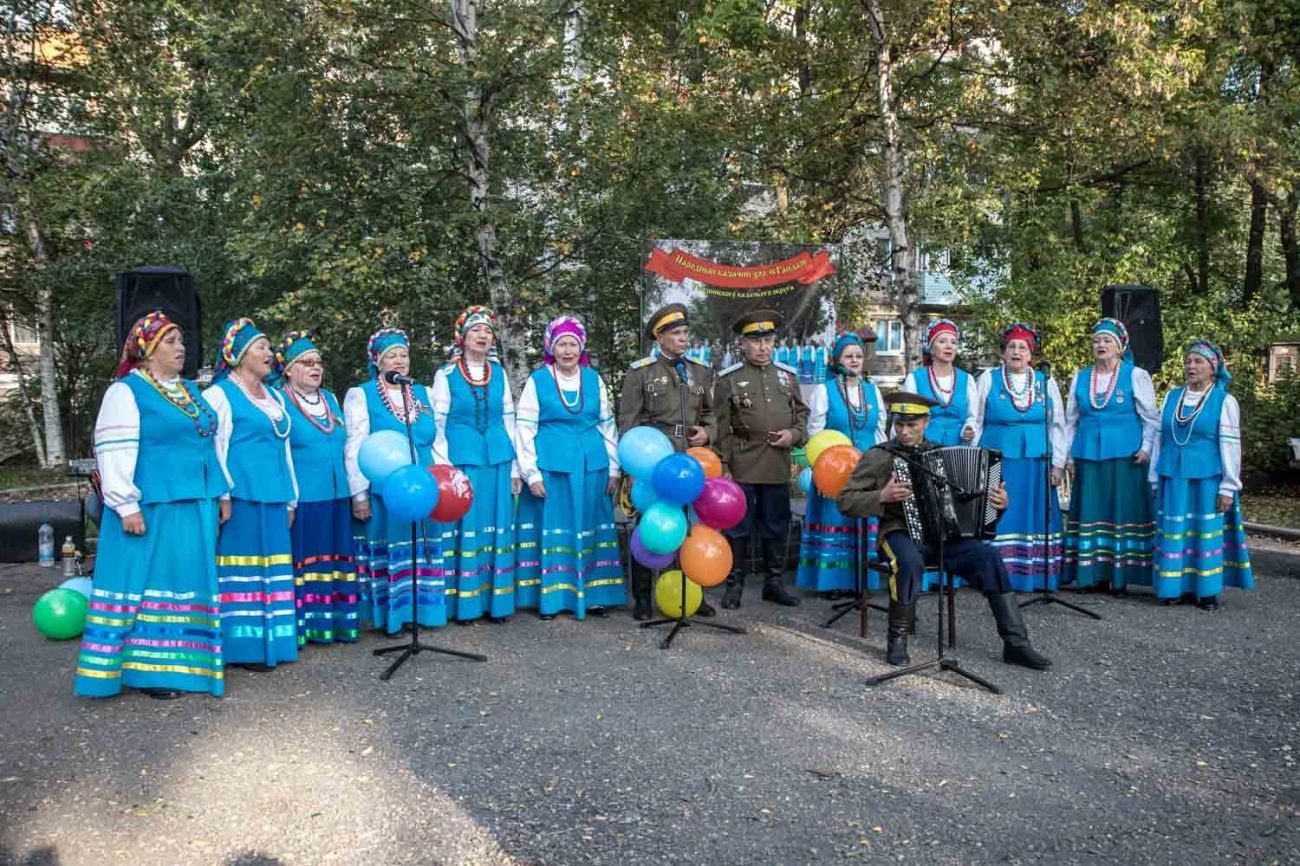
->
[693, 477, 747, 531]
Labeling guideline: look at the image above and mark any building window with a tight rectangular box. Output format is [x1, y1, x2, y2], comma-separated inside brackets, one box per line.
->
[875, 319, 904, 355]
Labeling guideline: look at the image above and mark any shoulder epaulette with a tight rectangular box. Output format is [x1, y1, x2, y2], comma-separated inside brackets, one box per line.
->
[686, 356, 711, 368]
[774, 361, 798, 375]
[629, 356, 656, 370]
[718, 362, 744, 377]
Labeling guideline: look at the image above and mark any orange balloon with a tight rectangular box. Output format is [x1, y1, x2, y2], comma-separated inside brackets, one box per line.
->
[687, 447, 723, 479]
[679, 524, 732, 588]
[813, 444, 863, 498]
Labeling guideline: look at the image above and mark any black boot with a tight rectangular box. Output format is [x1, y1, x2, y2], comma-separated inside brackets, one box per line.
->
[760, 539, 799, 607]
[632, 569, 652, 621]
[985, 592, 1053, 670]
[885, 602, 912, 666]
[721, 537, 746, 609]
[905, 603, 918, 636]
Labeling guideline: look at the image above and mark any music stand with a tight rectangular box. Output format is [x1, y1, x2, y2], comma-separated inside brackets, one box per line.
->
[821, 517, 888, 635]
[866, 449, 1001, 694]
[1018, 361, 1101, 621]
[374, 379, 487, 680]
[640, 564, 746, 649]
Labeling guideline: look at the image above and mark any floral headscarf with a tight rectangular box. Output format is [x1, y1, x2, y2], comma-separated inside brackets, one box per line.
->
[922, 319, 960, 365]
[543, 315, 589, 367]
[1092, 318, 1133, 364]
[213, 318, 267, 382]
[1000, 322, 1039, 354]
[1186, 338, 1231, 387]
[367, 327, 409, 379]
[828, 331, 865, 379]
[115, 310, 180, 379]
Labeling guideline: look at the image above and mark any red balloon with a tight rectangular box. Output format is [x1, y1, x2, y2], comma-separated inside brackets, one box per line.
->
[427, 464, 474, 523]
[693, 477, 747, 531]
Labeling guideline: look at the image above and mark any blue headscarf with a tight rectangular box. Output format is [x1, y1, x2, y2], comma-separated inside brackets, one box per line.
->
[272, 330, 320, 387]
[1092, 318, 1134, 364]
[213, 318, 268, 382]
[1186, 338, 1231, 388]
[828, 331, 866, 380]
[367, 327, 409, 379]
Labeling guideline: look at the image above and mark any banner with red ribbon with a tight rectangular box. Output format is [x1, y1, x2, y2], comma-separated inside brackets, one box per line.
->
[645, 247, 836, 289]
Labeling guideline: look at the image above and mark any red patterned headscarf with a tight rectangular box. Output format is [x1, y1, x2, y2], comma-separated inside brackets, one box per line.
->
[999, 322, 1039, 354]
[454, 305, 498, 346]
[115, 310, 180, 379]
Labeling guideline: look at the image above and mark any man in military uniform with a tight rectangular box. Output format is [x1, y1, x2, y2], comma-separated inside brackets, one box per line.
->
[835, 392, 1052, 670]
[618, 303, 717, 619]
[715, 309, 808, 609]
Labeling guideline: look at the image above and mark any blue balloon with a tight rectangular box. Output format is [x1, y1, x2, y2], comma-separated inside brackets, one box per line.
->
[639, 501, 689, 554]
[631, 478, 660, 513]
[617, 426, 675, 478]
[358, 430, 413, 486]
[651, 452, 706, 505]
[380, 464, 439, 522]
[798, 467, 813, 495]
[59, 576, 93, 599]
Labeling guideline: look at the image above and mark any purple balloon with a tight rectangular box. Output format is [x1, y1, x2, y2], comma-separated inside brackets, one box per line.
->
[630, 527, 676, 569]
[693, 477, 747, 531]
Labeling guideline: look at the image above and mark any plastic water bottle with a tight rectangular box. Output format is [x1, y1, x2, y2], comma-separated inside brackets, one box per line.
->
[38, 522, 55, 567]
[62, 536, 77, 576]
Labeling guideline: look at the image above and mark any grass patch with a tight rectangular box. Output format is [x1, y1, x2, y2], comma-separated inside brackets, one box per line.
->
[0, 465, 68, 492]
[1241, 487, 1300, 528]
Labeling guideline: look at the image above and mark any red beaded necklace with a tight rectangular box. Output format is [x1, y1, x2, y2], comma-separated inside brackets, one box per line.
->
[377, 379, 422, 422]
[458, 355, 492, 388]
[287, 387, 339, 434]
[927, 364, 955, 406]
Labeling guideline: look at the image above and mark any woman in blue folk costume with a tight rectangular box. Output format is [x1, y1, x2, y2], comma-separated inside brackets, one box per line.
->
[1147, 340, 1253, 609]
[277, 331, 358, 644]
[966, 323, 1067, 592]
[514, 316, 624, 619]
[432, 305, 521, 623]
[343, 327, 446, 633]
[204, 319, 300, 671]
[901, 319, 974, 447]
[1062, 319, 1159, 596]
[796, 331, 886, 598]
[76, 312, 228, 699]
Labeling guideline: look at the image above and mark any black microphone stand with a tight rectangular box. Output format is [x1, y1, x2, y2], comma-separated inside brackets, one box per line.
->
[1018, 361, 1100, 620]
[374, 374, 487, 680]
[866, 445, 1000, 694]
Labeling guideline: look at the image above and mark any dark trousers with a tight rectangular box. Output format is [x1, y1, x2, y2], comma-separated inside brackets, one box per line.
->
[723, 482, 791, 542]
[879, 530, 1011, 605]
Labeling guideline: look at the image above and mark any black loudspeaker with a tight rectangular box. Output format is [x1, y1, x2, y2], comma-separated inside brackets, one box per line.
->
[115, 267, 202, 379]
[1101, 284, 1163, 372]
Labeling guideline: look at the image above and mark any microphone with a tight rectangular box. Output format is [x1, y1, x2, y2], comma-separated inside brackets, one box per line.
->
[382, 370, 415, 386]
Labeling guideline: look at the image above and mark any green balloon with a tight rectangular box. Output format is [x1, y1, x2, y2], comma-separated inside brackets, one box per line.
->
[32, 588, 88, 640]
[793, 446, 810, 470]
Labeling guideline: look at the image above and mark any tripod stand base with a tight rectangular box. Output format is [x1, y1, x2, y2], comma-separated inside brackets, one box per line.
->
[820, 596, 888, 629]
[865, 655, 1001, 694]
[373, 638, 488, 681]
[1019, 592, 1102, 620]
[640, 616, 746, 650]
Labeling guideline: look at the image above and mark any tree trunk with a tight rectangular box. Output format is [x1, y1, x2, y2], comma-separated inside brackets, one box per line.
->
[450, 0, 528, 387]
[865, 0, 921, 369]
[1069, 199, 1086, 252]
[1244, 176, 1267, 307]
[25, 217, 65, 468]
[1282, 186, 1300, 309]
[1193, 150, 1211, 297]
[1, 308, 48, 466]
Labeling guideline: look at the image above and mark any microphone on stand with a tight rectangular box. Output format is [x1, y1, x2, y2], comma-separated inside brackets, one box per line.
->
[382, 370, 416, 386]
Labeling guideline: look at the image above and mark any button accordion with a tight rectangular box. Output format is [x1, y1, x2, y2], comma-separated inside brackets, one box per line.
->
[892, 446, 1003, 549]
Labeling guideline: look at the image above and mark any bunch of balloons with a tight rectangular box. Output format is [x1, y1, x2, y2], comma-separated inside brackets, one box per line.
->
[617, 427, 747, 617]
[356, 430, 474, 523]
[31, 574, 95, 640]
[805, 430, 863, 499]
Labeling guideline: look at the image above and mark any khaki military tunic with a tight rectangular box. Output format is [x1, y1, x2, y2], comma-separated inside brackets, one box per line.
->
[617, 353, 716, 451]
[715, 361, 809, 484]
[836, 439, 932, 539]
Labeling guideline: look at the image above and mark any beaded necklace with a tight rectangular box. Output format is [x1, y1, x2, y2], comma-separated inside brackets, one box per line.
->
[927, 364, 955, 406]
[1088, 363, 1120, 411]
[1171, 386, 1211, 447]
[233, 374, 292, 440]
[1002, 364, 1035, 413]
[377, 380, 422, 423]
[287, 387, 339, 435]
[459, 356, 492, 432]
[552, 366, 585, 415]
[836, 375, 869, 432]
[138, 369, 218, 438]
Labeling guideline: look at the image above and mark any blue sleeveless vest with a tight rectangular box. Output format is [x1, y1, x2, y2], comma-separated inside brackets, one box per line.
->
[1156, 386, 1226, 480]
[824, 378, 882, 450]
[363, 379, 435, 467]
[121, 373, 228, 504]
[530, 367, 609, 474]
[283, 387, 349, 502]
[1071, 363, 1142, 461]
[211, 379, 296, 503]
[979, 369, 1051, 459]
[911, 366, 971, 447]
[443, 361, 516, 467]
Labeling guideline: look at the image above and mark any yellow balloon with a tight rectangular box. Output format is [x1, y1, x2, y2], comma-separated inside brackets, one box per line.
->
[654, 569, 703, 618]
[806, 429, 852, 468]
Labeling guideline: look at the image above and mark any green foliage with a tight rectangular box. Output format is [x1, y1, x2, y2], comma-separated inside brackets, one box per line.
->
[1235, 368, 1300, 478]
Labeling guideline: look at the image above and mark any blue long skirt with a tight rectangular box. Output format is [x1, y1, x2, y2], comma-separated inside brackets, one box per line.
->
[1064, 457, 1155, 590]
[439, 462, 517, 621]
[75, 499, 223, 697]
[290, 498, 359, 644]
[1153, 476, 1254, 600]
[515, 468, 625, 617]
[795, 489, 881, 593]
[354, 492, 447, 633]
[217, 499, 298, 666]
[992, 457, 1064, 592]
